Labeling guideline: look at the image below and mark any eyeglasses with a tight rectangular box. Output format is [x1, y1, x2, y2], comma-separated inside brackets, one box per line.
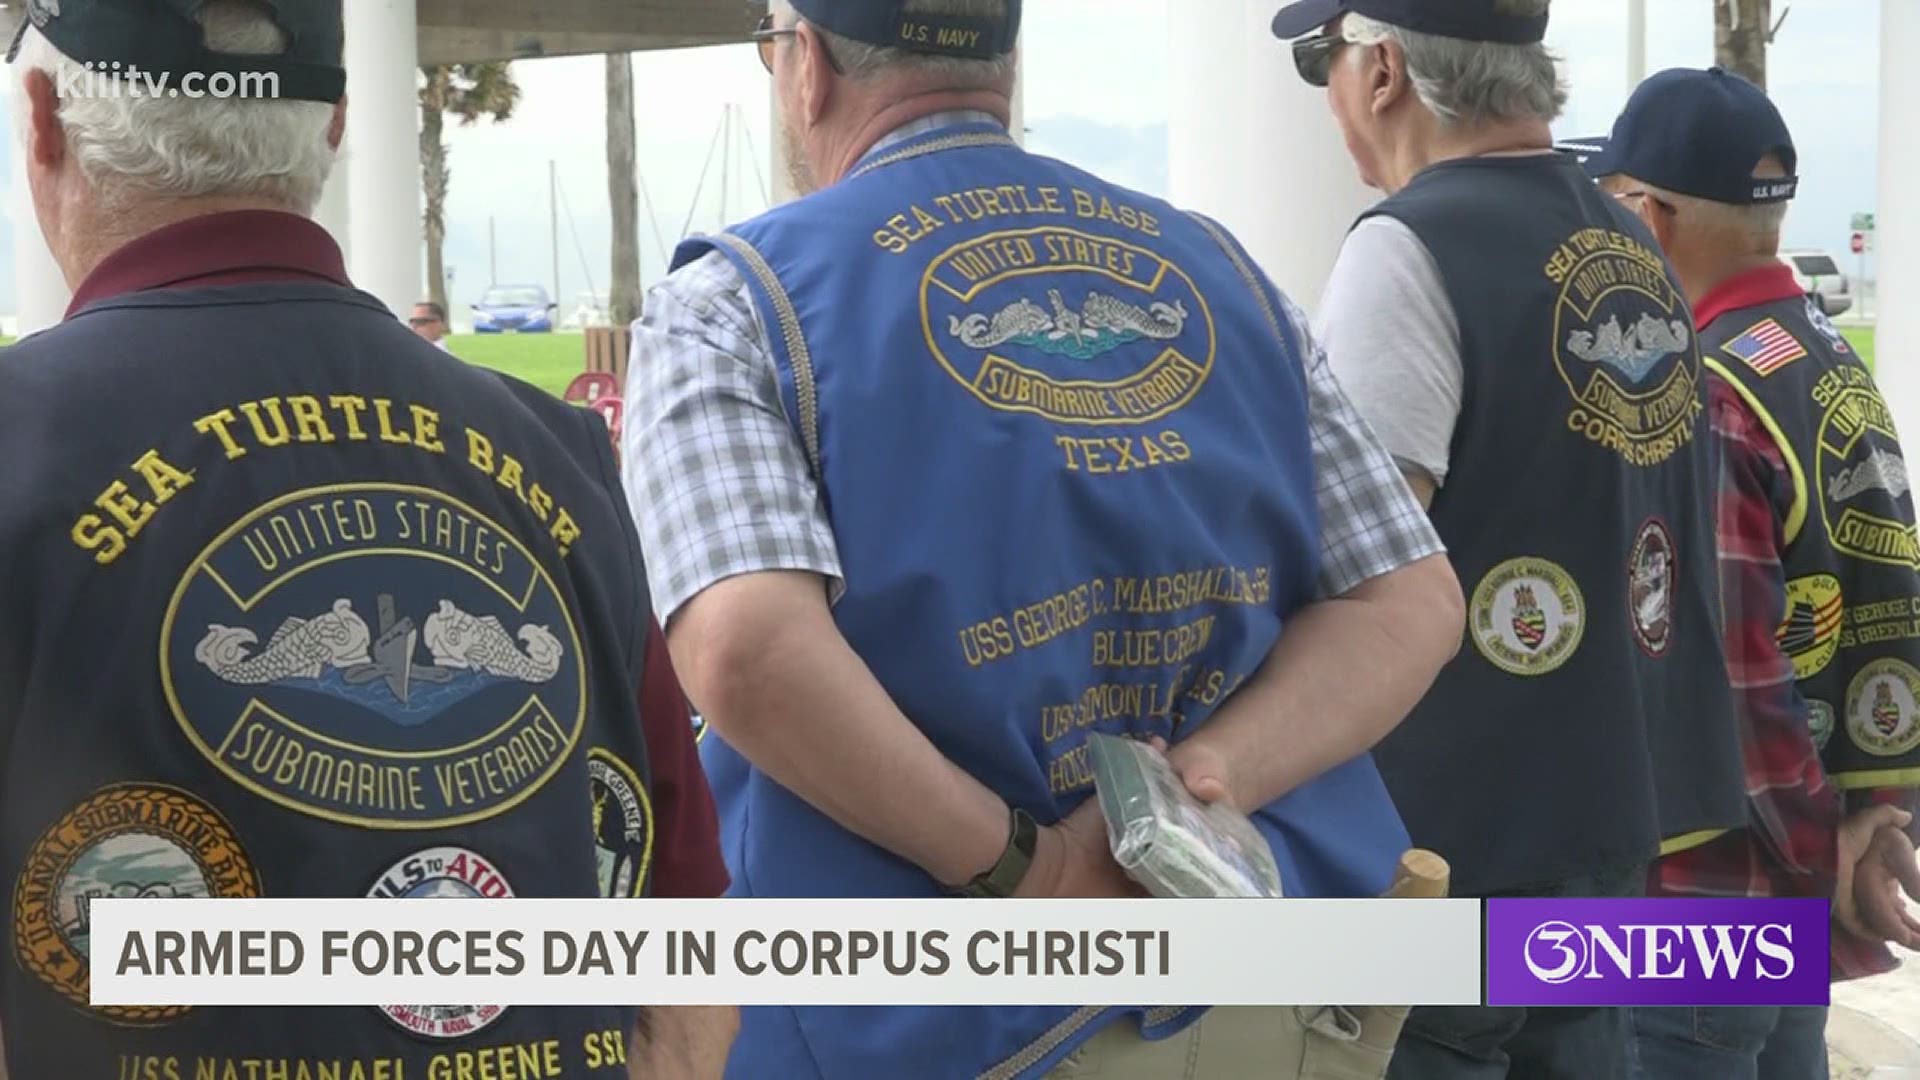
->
[1613, 190, 1674, 216]
[752, 12, 842, 75]
[1292, 30, 1347, 88]
[408, 316, 441, 327]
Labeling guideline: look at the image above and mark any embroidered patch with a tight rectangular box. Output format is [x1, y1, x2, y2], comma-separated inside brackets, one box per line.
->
[1724, 318, 1808, 377]
[1805, 298, 1853, 355]
[691, 711, 708, 745]
[1470, 557, 1586, 676]
[1628, 518, 1676, 657]
[1846, 659, 1920, 757]
[589, 749, 654, 898]
[160, 485, 586, 829]
[1548, 227, 1700, 468]
[921, 227, 1215, 427]
[368, 846, 514, 1038]
[1812, 369, 1917, 569]
[1778, 574, 1844, 680]
[1808, 699, 1836, 752]
[13, 784, 260, 1024]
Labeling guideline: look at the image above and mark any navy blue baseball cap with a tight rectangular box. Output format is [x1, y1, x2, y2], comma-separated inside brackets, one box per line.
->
[790, 0, 1021, 59]
[1271, 0, 1549, 44]
[6, 0, 346, 104]
[1581, 67, 1798, 205]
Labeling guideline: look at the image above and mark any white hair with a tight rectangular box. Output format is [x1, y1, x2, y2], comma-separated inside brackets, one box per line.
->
[1345, 5, 1567, 128]
[796, 0, 1016, 89]
[1642, 183, 1790, 253]
[11, 0, 336, 214]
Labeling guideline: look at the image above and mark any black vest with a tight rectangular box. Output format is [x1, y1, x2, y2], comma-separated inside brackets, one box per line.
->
[1702, 293, 1920, 785]
[1364, 155, 1744, 895]
[0, 283, 656, 1078]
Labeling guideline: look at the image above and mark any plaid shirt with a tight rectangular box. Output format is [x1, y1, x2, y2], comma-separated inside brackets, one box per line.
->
[623, 113, 1443, 625]
[1651, 268, 1909, 980]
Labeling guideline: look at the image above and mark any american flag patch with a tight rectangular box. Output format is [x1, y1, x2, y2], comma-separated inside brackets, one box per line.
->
[1724, 318, 1808, 376]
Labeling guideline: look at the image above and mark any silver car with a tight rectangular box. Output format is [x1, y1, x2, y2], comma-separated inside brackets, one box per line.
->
[1783, 250, 1853, 317]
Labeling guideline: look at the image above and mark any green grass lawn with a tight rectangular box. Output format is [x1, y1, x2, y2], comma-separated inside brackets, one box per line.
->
[1844, 327, 1876, 374]
[448, 332, 591, 398]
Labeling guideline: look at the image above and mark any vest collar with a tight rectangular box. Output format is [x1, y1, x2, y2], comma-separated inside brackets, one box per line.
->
[1692, 262, 1802, 331]
[67, 210, 350, 319]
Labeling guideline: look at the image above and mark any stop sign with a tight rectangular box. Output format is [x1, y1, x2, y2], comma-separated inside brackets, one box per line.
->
[1852, 232, 1867, 255]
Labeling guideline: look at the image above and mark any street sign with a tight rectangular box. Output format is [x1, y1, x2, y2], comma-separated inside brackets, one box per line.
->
[1853, 212, 1877, 233]
[1853, 232, 1867, 255]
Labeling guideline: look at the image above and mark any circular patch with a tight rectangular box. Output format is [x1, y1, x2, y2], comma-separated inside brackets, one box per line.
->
[1628, 518, 1676, 657]
[161, 484, 586, 829]
[691, 711, 709, 745]
[1470, 557, 1586, 676]
[368, 846, 513, 1039]
[1550, 229, 1700, 468]
[920, 226, 1216, 427]
[1846, 660, 1920, 757]
[13, 784, 260, 1023]
[1778, 575, 1844, 681]
[588, 749, 654, 898]
[1808, 700, 1836, 752]
[1814, 369, 1917, 569]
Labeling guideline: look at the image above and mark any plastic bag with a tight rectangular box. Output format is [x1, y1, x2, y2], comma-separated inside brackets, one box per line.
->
[1087, 733, 1284, 899]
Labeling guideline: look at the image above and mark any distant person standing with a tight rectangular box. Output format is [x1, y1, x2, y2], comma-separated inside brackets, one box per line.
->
[1272, 0, 1744, 1075]
[1590, 67, 1920, 1080]
[410, 300, 452, 349]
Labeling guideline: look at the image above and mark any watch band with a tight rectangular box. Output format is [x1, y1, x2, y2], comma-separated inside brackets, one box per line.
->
[961, 807, 1038, 898]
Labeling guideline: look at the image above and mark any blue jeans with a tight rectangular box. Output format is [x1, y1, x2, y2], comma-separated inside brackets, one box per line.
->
[1629, 1006, 1829, 1080]
[1387, 864, 1648, 1079]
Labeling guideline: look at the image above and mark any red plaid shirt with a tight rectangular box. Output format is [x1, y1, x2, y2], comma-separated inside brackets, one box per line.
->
[1649, 264, 1909, 981]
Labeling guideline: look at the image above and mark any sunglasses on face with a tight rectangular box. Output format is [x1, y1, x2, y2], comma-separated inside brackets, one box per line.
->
[1292, 30, 1346, 88]
[409, 316, 441, 327]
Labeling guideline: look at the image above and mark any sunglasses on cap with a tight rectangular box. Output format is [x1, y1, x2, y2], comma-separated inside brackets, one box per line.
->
[752, 12, 843, 75]
[1291, 28, 1346, 88]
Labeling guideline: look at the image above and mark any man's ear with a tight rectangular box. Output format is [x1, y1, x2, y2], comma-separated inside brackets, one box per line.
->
[328, 96, 347, 151]
[24, 68, 64, 169]
[796, 22, 835, 126]
[1369, 41, 1408, 117]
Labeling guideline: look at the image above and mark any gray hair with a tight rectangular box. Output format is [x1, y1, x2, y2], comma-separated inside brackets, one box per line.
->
[800, 0, 1015, 88]
[1642, 182, 1790, 253]
[1345, 4, 1567, 128]
[11, 0, 337, 214]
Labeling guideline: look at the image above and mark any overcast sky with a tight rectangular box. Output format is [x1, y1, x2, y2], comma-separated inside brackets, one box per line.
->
[0, 0, 1887, 315]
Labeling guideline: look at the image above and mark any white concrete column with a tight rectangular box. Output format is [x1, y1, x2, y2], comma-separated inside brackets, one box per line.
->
[344, 0, 422, 316]
[1877, 0, 1920, 443]
[10, 141, 71, 335]
[1626, 0, 1647, 89]
[1168, 0, 1374, 313]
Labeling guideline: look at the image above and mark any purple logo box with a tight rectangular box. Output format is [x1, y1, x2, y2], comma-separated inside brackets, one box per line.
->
[1486, 898, 1831, 1007]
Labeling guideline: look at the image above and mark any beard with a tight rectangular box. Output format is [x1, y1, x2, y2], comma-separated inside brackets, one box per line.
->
[779, 114, 817, 197]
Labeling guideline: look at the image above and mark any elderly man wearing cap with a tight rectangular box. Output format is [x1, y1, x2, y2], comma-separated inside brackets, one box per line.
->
[1588, 67, 1920, 1079]
[1271, 1, 1747, 1076]
[626, 0, 1467, 1076]
[0, 2, 733, 1077]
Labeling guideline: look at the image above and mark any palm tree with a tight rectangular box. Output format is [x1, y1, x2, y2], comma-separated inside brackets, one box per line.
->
[420, 63, 522, 315]
[1714, 0, 1770, 89]
[606, 53, 641, 328]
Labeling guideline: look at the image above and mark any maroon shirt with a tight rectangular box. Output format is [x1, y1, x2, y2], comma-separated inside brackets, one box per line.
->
[68, 209, 728, 899]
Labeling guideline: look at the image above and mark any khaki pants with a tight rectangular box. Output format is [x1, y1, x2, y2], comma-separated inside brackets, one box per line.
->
[1043, 1006, 1404, 1080]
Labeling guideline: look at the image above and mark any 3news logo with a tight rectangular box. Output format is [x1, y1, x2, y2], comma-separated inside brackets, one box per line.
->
[1485, 898, 1831, 1007]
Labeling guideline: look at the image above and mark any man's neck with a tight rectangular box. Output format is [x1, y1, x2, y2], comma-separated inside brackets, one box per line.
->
[1679, 252, 1783, 309]
[60, 195, 300, 287]
[823, 87, 1011, 186]
[1382, 118, 1555, 194]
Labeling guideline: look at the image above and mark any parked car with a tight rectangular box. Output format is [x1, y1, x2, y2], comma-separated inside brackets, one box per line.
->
[472, 285, 558, 333]
[1782, 250, 1853, 317]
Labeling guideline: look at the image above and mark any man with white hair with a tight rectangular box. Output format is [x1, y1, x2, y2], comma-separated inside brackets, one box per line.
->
[627, 0, 1467, 1076]
[0, 2, 733, 1076]
[1591, 67, 1920, 1079]
[1272, 1, 1746, 1075]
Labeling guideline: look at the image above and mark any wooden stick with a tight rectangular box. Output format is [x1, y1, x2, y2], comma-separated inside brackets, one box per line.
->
[1383, 849, 1450, 899]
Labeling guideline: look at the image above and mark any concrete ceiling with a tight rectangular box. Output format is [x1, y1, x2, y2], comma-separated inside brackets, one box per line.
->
[419, 0, 762, 64]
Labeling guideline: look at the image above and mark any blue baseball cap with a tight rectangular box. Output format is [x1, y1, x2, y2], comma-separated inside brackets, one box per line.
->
[790, 0, 1021, 60]
[5, 0, 345, 103]
[1581, 67, 1798, 205]
[1271, 0, 1550, 44]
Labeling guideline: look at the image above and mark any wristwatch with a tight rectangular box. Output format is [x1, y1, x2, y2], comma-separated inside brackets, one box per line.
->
[961, 807, 1038, 898]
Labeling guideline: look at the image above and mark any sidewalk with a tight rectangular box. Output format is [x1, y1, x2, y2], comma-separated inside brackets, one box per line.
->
[1832, 901, 1920, 1076]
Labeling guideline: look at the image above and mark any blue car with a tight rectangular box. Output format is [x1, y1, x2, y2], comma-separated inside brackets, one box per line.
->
[472, 285, 557, 334]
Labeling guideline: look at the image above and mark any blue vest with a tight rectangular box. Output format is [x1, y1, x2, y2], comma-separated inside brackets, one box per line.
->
[675, 122, 1410, 1079]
